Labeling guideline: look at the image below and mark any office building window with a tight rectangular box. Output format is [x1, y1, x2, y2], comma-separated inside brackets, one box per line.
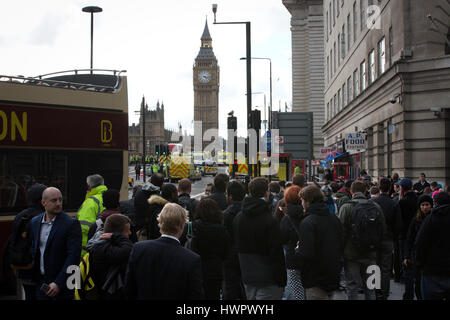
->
[327, 56, 330, 83]
[338, 89, 342, 112]
[326, 11, 329, 41]
[342, 25, 346, 59]
[368, 50, 375, 84]
[338, 34, 341, 66]
[342, 83, 347, 107]
[333, 0, 336, 26]
[347, 14, 351, 51]
[347, 76, 352, 103]
[360, 0, 366, 32]
[353, 2, 358, 42]
[334, 42, 337, 73]
[353, 69, 359, 98]
[327, 102, 330, 122]
[334, 94, 337, 116]
[361, 60, 367, 91]
[378, 37, 386, 75]
[389, 27, 394, 66]
[329, 2, 332, 35]
[330, 49, 333, 76]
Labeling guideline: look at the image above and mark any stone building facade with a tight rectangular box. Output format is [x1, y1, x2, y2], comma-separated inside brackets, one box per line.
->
[283, 0, 325, 162]
[321, 0, 450, 185]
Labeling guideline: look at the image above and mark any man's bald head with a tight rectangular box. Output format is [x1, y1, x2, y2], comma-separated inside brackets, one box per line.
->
[42, 187, 63, 215]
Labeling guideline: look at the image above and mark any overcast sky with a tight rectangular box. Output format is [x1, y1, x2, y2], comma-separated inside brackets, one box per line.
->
[0, 0, 292, 137]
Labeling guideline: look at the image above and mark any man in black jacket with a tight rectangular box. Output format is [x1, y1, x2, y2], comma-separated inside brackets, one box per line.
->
[89, 214, 133, 300]
[206, 173, 229, 210]
[234, 177, 286, 300]
[177, 178, 199, 221]
[223, 180, 247, 300]
[370, 178, 403, 299]
[125, 203, 204, 299]
[415, 192, 450, 300]
[413, 173, 430, 195]
[398, 178, 418, 278]
[295, 185, 343, 300]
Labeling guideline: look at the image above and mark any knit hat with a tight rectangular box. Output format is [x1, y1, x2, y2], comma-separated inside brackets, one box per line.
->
[417, 194, 433, 207]
[398, 178, 413, 191]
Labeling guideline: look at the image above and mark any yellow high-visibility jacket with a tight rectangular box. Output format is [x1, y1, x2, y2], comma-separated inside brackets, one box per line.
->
[77, 185, 107, 257]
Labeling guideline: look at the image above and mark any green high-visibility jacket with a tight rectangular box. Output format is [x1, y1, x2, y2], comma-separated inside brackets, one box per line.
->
[77, 185, 108, 257]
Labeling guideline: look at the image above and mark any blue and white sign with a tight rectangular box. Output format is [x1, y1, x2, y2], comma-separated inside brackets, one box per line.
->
[344, 133, 367, 151]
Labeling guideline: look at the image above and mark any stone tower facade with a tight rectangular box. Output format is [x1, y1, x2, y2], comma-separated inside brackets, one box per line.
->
[193, 20, 220, 151]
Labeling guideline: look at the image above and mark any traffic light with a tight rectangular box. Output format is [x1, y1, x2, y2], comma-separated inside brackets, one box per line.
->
[250, 110, 261, 130]
[162, 145, 167, 155]
[155, 144, 160, 155]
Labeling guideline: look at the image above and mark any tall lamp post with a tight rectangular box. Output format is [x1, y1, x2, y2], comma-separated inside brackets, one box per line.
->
[212, 4, 253, 177]
[82, 6, 102, 74]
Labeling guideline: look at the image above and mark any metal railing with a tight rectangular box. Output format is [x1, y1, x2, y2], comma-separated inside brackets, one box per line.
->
[0, 69, 127, 93]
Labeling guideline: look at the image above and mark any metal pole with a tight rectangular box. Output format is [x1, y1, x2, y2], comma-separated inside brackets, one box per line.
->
[246, 22, 252, 178]
[90, 12, 94, 74]
[269, 60, 272, 130]
[142, 103, 146, 182]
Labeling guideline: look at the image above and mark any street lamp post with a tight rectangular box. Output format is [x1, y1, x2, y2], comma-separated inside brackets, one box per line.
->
[212, 4, 253, 178]
[82, 6, 102, 74]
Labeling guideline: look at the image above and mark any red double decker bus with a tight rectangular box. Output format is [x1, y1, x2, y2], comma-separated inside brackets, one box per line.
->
[0, 69, 128, 294]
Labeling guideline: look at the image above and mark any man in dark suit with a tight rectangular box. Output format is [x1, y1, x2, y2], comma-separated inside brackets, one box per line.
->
[30, 187, 82, 300]
[125, 203, 204, 300]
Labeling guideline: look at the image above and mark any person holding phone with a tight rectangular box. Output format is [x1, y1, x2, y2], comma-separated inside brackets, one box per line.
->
[29, 187, 82, 300]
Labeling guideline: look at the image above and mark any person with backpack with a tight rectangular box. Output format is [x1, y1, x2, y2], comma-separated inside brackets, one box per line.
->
[178, 178, 199, 221]
[268, 182, 282, 215]
[8, 183, 47, 300]
[88, 214, 133, 300]
[369, 178, 403, 300]
[295, 186, 343, 300]
[86, 189, 122, 245]
[77, 174, 108, 257]
[321, 185, 337, 215]
[339, 180, 387, 300]
[279, 185, 305, 300]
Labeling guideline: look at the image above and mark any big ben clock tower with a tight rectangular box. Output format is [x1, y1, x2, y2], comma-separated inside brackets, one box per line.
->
[193, 19, 219, 151]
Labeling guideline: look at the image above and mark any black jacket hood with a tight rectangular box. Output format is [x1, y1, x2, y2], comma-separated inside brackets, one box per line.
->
[242, 196, 270, 217]
[286, 203, 303, 221]
[432, 204, 450, 216]
[306, 201, 331, 217]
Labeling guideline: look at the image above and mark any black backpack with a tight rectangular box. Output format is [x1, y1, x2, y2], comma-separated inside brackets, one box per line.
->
[349, 201, 383, 253]
[9, 210, 34, 270]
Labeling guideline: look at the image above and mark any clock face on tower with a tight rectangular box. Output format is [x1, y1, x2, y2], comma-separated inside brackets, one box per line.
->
[198, 70, 211, 83]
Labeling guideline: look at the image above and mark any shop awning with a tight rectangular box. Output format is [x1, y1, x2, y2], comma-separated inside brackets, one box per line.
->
[323, 151, 347, 163]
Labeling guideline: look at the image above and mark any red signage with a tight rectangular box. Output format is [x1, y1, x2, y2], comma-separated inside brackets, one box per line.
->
[0, 103, 128, 150]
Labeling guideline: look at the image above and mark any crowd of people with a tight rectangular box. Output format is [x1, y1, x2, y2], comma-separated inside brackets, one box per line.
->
[7, 171, 450, 300]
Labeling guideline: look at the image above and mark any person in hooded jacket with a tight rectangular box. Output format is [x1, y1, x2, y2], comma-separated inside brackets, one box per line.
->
[186, 199, 231, 300]
[295, 185, 343, 300]
[134, 173, 164, 232]
[279, 185, 305, 300]
[402, 194, 433, 300]
[222, 180, 247, 300]
[415, 192, 450, 300]
[9, 183, 47, 300]
[88, 214, 133, 300]
[234, 177, 286, 300]
[145, 183, 178, 240]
